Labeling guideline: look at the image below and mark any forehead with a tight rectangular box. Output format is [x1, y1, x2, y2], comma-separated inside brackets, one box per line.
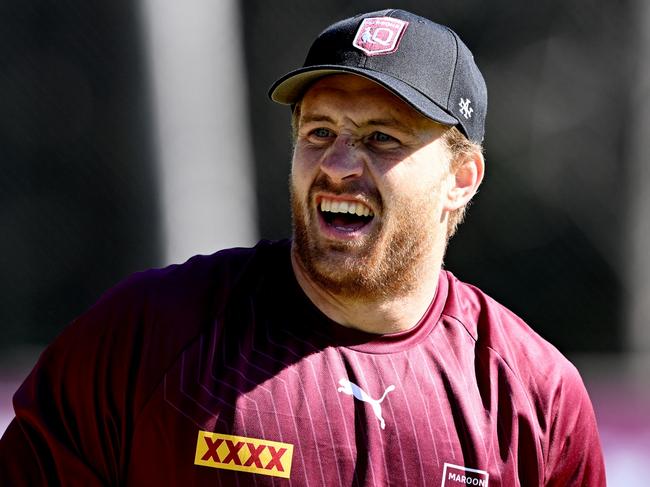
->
[299, 74, 441, 130]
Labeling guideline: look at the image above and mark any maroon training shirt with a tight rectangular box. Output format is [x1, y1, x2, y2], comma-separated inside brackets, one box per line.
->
[0, 240, 605, 486]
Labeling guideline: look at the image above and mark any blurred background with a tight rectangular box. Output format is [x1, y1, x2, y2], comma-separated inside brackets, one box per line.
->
[1, 0, 648, 483]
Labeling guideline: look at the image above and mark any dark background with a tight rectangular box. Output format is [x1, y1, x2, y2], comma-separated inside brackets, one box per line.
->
[1, 0, 634, 356]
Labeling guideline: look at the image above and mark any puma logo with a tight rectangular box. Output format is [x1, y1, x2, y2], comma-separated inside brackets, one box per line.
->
[337, 378, 395, 429]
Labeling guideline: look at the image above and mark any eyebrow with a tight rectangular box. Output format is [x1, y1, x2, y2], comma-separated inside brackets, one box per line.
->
[366, 118, 416, 136]
[299, 113, 336, 125]
[299, 113, 417, 136]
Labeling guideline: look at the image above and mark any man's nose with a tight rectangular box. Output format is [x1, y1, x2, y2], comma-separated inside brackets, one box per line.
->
[319, 136, 365, 182]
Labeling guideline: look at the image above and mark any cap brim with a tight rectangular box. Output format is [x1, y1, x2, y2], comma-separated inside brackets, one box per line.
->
[269, 65, 459, 128]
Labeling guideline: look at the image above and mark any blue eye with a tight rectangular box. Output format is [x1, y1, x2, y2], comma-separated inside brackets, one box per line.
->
[369, 132, 397, 143]
[312, 128, 332, 138]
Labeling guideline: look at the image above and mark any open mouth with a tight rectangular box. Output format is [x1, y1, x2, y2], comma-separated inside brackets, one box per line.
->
[318, 197, 374, 233]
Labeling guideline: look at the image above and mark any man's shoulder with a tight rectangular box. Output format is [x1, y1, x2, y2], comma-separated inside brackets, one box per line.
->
[51, 239, 292, 370]
[127, 239, 288, 285]
[37, 240, 292, 412]
[438, 272, 603, 483]
[108, 239, 291, 308]
[441, 271, 580, 384]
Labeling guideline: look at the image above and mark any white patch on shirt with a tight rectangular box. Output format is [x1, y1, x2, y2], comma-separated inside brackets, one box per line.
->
[337, 378, 395, 429]
[442, 462, 489, 486]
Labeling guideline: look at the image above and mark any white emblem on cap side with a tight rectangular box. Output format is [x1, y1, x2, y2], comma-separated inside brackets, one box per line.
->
[353, 17, 409, 56]
[459, 98, 473, 119]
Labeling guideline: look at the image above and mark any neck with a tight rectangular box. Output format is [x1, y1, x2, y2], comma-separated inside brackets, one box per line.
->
[291, 246, 442, 334]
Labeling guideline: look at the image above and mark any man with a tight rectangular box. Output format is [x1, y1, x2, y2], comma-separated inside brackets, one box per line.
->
[1, 9, 605, 486]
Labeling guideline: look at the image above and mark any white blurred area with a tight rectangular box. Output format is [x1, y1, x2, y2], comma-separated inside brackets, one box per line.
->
[615, 0, 650, 479]
[627, 0, 650, 375]
[140, 0, 257, 263]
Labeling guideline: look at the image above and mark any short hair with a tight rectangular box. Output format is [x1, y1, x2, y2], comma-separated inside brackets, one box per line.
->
[441, 126, 484, 239]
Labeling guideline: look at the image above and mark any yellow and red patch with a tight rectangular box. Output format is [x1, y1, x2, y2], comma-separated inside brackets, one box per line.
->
[194, 431, 294, 479]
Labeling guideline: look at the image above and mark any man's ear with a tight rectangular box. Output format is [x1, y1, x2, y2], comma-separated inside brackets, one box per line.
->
[444, 151, 485, 211]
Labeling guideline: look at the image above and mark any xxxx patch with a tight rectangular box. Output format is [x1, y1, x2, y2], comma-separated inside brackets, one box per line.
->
[194, 431, 294, 478]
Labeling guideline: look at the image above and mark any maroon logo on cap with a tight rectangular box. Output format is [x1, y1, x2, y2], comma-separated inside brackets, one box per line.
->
[352, 17, 409, 56]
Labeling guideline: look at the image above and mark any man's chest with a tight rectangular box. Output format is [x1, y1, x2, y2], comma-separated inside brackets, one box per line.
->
[126, 326, 540, 486]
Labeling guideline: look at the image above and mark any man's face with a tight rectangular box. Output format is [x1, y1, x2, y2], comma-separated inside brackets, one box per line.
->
[290, 74, 453, 300]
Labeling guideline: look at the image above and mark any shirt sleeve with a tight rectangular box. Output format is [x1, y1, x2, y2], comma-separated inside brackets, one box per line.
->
[0, 275, 151, 486]
[0, 247, 247, 486]
[543, 365, 606, 486]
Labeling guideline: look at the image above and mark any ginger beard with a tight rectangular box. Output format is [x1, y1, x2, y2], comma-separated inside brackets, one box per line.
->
[291, 172, 446, 301]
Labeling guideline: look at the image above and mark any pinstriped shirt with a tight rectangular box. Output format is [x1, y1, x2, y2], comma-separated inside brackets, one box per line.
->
[1, 240, 605, 486]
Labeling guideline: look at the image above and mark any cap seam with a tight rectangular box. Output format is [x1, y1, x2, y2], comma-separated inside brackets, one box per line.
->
[358, 67, 456, 120]
[443, 26, 460, 112]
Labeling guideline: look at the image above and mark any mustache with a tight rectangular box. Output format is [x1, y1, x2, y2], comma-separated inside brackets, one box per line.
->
[309, 175, 382, 209]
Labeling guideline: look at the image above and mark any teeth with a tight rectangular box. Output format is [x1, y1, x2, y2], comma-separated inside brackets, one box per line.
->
[319, 198, 373, 217]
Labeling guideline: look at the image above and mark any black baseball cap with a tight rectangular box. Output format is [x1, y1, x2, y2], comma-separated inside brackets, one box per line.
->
[269, 9, 487, 143]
